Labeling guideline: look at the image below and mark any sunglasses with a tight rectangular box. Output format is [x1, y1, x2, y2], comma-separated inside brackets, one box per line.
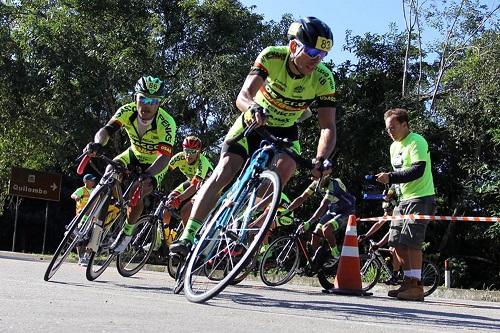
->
[296, 41, 328, 59]
[138, 95, 160, 105]
[184, 148, 200, 156]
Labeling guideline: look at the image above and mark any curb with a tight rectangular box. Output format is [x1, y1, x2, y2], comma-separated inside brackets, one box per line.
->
[2, 250, 499, 302]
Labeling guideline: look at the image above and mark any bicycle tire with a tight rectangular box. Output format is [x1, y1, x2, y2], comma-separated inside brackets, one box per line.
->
[167, 222, 185, 279]
[172, 254, 188, 294]
[86, 210, 125, 281]
[359, 254, 382, 291]
[259, 236, 300, 287]
[43, 185, 109, 281]
[184, 170, 281, 303]
[422, 259, 440, 297]
[116, 215, 157, 277]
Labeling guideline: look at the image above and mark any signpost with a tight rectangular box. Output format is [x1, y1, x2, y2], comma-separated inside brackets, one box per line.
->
[8, 167, 62, 253]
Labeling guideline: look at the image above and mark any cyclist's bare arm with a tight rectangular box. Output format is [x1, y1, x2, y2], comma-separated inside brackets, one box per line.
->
[176, 183, 197, 203]
[236, 74, 264, 112]
[376, 231, 390, 247]
[313, 106, 336, 178]
[236, 74, 266, 126]
[287, 190, 312, 212]
[146, 154, 171, 177]
[307, 196, 331, 222]
[365, 218, 389, 238]
[94, 127, 110, 146]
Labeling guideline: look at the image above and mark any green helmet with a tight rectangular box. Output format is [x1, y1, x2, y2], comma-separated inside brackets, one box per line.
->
[135, 76, 167, 98]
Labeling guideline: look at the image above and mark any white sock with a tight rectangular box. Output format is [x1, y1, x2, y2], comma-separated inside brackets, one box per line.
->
[410, 269, 421, 280]
[403, 270, 412, 278]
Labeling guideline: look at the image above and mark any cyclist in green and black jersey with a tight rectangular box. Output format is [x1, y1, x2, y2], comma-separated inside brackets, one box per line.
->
[171, 17, 337, 256]
[84, 76, 177, 253]
[162, 136, 214, 229]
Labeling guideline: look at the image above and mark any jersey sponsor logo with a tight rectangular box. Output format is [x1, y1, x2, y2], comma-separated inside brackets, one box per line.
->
[294, 86, 305, 94]
[261, 85, 309, 112]
[318, 93, 336, 102]
[158, 143, 173, 156]
[158, 113, 175, 143]
[261, 51, 287, 62]
[130, 138, 158, 152]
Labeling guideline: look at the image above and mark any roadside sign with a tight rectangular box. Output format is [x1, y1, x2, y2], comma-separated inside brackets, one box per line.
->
[8, 167, 62, 202]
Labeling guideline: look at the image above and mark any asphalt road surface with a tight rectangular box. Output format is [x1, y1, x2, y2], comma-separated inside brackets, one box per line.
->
[1, 256, 499, 333]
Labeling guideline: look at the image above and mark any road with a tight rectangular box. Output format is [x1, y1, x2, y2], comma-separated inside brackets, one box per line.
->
[0, 256, 499, 333]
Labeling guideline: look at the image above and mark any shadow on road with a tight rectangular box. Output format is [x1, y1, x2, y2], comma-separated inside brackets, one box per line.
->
[217, 286, 500, 331]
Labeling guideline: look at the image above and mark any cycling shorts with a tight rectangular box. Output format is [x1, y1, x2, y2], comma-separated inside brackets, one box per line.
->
[221, 113, 301, 160]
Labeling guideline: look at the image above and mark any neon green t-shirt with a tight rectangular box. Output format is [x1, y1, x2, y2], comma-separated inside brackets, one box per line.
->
[108, 102, 177, 164]
[390, 132, 435, 200]
[251, 46, 336, 127]
[167, 152, 213, 181]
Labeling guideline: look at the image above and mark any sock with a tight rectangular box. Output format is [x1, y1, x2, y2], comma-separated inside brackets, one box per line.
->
[410, 269, 421, 280]
[180, 218, 203, 243]
[331, 246, 340, 258]
[403, 270, 412, 279]
[122, 222, 135, 236]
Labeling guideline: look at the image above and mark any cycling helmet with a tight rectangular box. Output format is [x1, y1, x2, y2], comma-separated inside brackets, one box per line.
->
[287, 17, 333, 52]
[182, 136, 202, 150]
[134, 76, 167, 98]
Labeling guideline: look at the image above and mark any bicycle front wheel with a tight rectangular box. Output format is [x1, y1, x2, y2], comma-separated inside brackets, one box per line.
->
[86, 210, 125, 281]
[259, 236, 300, 287]
[116, 215, 158, 277]
[43, 185, 109, 281]
[184, 170, 281, 303]
[422, 259, 440, 297]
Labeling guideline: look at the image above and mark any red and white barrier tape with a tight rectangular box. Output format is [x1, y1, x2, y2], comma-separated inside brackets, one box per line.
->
[358, 215, 499, 223]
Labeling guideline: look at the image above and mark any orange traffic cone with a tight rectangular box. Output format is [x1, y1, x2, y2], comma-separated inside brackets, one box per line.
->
[327, 214, 370, 296]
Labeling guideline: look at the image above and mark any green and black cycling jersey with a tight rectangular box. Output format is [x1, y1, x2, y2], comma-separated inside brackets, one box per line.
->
[250, 45, 337, 127]
[167, 152, 214, 184]
[105, 102, 177, 164]
[224, 45, 337, 157]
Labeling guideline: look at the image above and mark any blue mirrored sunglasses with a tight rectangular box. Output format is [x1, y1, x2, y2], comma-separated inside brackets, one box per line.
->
[296, 41, 328, 59]
[138, 95, 160, 105]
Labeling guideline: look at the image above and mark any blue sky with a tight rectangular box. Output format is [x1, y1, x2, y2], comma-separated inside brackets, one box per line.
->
[240, 0, 409, 64]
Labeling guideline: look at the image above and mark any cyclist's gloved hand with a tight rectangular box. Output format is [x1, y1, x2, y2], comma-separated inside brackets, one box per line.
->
[311, 157, 332, 179]
[303, 221, 312, 231]
[357, 234, 367, 243]
[244, 103, 266, 127]
[138, 172, 153, 182]
[167, 196, 181, 209]
[84, 142, 102, 156]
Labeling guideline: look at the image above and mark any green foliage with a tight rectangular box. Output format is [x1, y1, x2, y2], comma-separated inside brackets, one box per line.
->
[0, 0, 498, 289]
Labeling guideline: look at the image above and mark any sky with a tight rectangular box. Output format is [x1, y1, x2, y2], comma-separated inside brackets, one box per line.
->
[239, 0, 499, 65]
[240, 0, 409, 64]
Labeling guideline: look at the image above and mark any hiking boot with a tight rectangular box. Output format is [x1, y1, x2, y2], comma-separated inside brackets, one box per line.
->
[397, 279, 424, 301]
[388, 276, 414, 297]
[169, 239, 192, 257]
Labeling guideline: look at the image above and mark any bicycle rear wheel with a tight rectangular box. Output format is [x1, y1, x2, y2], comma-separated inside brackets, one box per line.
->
[259, 236, 300, 287]
[422, 259, 440, 296]
[43, 185, 108, 281]
[184, 170, 281, 303]
[86, 210, 125, 281]
[116, 215, 157, 277]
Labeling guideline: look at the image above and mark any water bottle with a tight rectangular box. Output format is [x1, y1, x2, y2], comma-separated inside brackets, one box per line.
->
[87, 220, 104, 252]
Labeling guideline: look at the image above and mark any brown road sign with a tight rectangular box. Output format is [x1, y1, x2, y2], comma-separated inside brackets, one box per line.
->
[9, 167, 62, 202]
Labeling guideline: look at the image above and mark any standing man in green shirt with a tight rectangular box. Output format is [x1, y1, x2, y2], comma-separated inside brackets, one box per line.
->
[376, 108, 436, 301]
